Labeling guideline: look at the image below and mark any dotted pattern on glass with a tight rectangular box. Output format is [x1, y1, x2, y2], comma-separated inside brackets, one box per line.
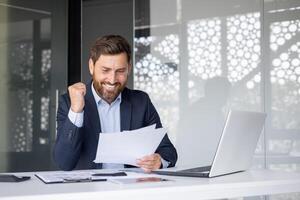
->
[271, 42, 300, 87]
[11, 90, 33, 152]
[41, 49, 51, 82]
[154, 34, 179, 64]
[134, 54, 179, 101]
[270, 17, 300, 89]
[41, 97, 50, 131]
[246, 73, 261, 90]
[134, 36, 154, 49]
[270, 20, 300, 51]
[9, 43, 34, 152]
[270, 19, 300, 130]
[187, 18, 222, 80]
[8, 43, 52, 151]
[227, 12, 261, 83]
[134, 36, 156, 55]
[11, 43, 33, 81]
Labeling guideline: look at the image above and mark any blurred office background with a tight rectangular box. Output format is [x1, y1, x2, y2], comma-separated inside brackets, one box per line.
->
[0, 0, 299, 199]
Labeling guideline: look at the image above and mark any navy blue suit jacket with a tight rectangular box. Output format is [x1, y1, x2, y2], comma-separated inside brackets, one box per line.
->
[54, 81, 177, 170]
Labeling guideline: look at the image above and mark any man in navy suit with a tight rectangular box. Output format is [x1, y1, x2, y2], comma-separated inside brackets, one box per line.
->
[54, 35, 177, 172]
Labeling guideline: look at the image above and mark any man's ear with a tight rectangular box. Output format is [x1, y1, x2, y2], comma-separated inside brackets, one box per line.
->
[89, 59, 94, 76]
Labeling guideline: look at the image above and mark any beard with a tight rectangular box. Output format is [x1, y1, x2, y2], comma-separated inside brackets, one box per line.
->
[93, 78, 126, 104]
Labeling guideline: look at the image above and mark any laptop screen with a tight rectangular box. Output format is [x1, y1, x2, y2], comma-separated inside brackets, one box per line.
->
[209, 110, 266, 177]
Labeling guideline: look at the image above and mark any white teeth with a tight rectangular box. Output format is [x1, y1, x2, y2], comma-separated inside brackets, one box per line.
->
[106, 84, 115, 88]
[103, 84, 116, 90]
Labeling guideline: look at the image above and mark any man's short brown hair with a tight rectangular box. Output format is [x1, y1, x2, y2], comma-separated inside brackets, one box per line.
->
[89, 35, 131, 64]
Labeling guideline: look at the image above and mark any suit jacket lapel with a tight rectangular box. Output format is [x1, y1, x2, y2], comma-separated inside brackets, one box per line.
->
[120, 88, 132, 131]
[85, 81, 101, 134]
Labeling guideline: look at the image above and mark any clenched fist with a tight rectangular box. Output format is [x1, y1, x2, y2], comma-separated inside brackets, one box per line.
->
[68, 82, 86, 113]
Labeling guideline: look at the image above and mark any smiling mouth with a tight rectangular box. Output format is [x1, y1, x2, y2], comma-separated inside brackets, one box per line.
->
[103, 83, 118, 91]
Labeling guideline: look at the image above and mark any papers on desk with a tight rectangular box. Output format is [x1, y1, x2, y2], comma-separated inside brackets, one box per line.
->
[35, 170, 171, 184]
[35, 171, 107, 184]
[93, 124, 167, 166]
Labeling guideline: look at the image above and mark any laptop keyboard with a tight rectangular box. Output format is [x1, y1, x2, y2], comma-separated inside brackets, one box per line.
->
[180, 166, 211, 173]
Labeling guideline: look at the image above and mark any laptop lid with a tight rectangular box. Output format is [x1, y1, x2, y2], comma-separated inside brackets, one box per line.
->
[208, 110, 266, 177]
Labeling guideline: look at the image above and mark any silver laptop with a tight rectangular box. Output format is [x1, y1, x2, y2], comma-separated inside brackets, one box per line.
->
[154, 110, 267, 178]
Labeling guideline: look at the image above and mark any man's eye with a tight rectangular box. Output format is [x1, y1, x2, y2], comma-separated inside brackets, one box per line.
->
[117, 69, 127, 74]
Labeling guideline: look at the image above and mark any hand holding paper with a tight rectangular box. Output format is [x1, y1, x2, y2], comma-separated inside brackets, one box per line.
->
[136, 153, 162, 173]
[93, 125, 167, 168]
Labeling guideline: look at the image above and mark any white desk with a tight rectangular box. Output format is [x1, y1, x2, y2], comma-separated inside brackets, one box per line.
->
[1, 169, 300, 200]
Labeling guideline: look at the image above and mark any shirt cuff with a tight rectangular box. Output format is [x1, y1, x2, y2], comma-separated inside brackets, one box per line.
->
[68, 109, 84, 127]
[161, 158, 170, 168]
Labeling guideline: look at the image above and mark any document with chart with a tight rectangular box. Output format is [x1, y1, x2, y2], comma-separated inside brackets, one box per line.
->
[93, 125, 166, 166]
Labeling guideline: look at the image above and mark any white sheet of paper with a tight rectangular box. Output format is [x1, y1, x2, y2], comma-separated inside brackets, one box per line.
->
[121, 124, 156, 133]
[93, 125, 166, 166]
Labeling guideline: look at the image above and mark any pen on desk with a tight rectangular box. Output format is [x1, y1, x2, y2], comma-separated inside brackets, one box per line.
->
[63, 178, 107, 183]
[63, 178, 92, 183]
[92, 172, 127, 177]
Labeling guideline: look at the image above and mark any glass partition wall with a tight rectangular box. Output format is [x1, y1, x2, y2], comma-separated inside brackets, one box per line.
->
[134, 0, 300, 199]
[0, 0, 67, 172]
[264, 0, 300, 173]
[134, 0, 300, 173]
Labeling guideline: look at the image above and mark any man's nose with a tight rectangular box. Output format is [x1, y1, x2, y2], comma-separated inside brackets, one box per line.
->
[107, 71, 117, 84]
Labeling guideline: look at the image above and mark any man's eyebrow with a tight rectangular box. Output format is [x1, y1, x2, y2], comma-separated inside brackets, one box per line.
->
[101, 66, 128, 70]
[116, 66, 128, 70]
[101, 66, 111, 70]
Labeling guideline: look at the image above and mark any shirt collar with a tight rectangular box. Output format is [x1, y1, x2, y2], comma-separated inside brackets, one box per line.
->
[91, 82, 122, 105]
